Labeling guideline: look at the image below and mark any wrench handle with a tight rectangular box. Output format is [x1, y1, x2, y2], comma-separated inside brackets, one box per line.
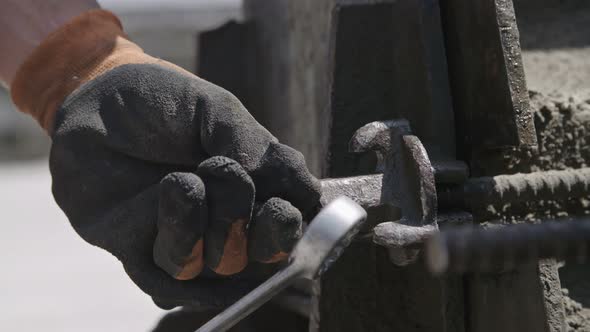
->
[196, 264, 302, 332]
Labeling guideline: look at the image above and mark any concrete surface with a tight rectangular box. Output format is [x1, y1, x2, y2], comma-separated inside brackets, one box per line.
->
[99, 0, 242, 32]
[516, 0, 590, 98]
[0, 161, 167, 332]
[523, 47, 590, 99]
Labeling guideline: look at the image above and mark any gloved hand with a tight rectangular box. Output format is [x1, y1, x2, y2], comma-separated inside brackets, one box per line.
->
[10, 10, 320, 309]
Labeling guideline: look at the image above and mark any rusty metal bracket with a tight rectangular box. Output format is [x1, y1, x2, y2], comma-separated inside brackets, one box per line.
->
[343, 120, 450, 265]
[318, 118, 470, 266]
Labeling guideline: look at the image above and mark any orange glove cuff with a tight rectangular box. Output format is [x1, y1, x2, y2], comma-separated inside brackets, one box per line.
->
[10, 10, 167, 132]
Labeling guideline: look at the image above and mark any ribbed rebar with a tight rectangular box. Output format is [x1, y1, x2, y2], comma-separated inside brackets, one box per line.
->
[439, 167, 590, 209]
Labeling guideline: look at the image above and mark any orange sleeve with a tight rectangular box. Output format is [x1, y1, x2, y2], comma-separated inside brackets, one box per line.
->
[10, 9, 187, 132]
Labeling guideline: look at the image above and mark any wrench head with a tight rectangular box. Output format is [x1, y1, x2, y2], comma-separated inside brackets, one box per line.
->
[290, 196, 366, 279]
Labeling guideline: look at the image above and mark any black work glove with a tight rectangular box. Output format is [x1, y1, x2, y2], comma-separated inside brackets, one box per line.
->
[48, 63, 320, 309]
[10, 11, 320, 309]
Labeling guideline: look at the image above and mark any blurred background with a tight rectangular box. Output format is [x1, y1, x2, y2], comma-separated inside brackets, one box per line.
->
[1, 0, 590, 331]
[0, 0, 242, 331]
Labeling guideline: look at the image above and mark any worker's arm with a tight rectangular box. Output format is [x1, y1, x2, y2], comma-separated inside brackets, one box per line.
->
[0, 0, 99, 86]
[4, 7, 321, 309]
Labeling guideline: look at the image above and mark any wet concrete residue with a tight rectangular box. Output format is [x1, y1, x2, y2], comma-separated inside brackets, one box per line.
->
[481, 92, 590, 330]
[469, 93, 590, 223]
[504, 92, 590, 173]
[562, 273, 590, 331]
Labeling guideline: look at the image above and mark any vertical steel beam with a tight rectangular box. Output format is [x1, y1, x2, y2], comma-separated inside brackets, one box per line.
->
[440, 0, 537, 172]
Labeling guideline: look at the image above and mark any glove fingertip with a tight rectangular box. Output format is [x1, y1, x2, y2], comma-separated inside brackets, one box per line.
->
[155, 172, 207, 280]
[249, 198, 303, 263]
[197, 156, 252, 184]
